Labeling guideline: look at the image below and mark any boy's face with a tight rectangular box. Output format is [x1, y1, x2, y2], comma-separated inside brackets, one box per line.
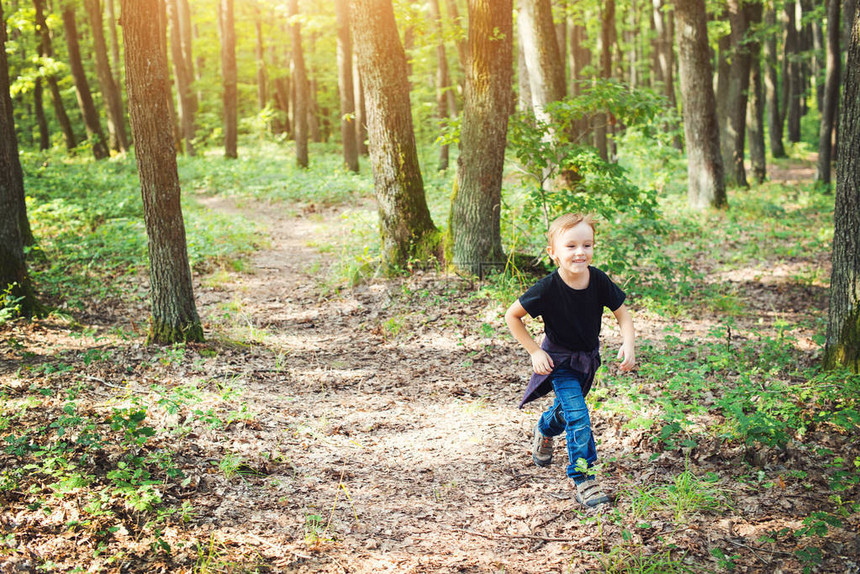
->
[547, 221, 594, 277]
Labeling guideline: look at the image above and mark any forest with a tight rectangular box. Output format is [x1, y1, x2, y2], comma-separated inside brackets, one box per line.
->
[0, 0, 859, 571]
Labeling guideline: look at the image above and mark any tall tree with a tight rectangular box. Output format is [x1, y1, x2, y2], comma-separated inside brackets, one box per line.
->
[167, 0, 196, 155]
[289, 0, 309, 168]
[595, 0, 615, 160]
[335, 0, 359, 172]
[218, 0, 238, 159]
[429, 0, 456, 171]
[763, 1, 787, 157]
[675, 0, 727, 208]
[816, 0, 841, 186]
[353, 55, 368, 154]
[0, 1, 39, 317]
[717, 0, 754, 187]
[518, 0, 565, 124]
[747, 1, 767, 184]
[254, 4, 267, 113]
[351, 0, 438, 268]
[62, 4, 109, 160]
[33, 78, 50, 151]
[449, 0, 513, 276]
[34, 0, 77, 151]
[824, 4, 860, 371]
[84, 0, 129, 153]
[784, 0, 802, 142]
[106, 0, 121, 88]
[120, 0, 204, 344]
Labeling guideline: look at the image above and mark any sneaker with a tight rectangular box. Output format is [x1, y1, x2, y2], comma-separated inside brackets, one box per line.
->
[574, 478, 611, 508]
[531, 424, 553, 467]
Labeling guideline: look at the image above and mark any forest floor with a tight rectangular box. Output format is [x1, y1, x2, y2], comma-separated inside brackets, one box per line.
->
[1, 159, 859, 573]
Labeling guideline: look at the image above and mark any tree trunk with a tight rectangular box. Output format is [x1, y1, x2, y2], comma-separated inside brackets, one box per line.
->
[1, 5, 36, 262]
[120, 0, 203, 344]
[764, 1, 787, 158]
[335, 0, 359, 172]
[569, 20, 590, 139]
[816, 0, 841, 186]
[718, 0, 752, 187]
[555, 5, 567, 88]
[157, 0, 182, 152]
[106, 0, 121, 88]
[351, 0, 439, 269]
[218, 0, 238, 158]
[34, 0, 77, 151]
[595, 0, 615, 161]
[289, 0, 309, 168]
[0, 20, 38, 317]
[445, 0, 469, 82]
[254, 6, 267, 113]
[429, 0, 454, 171]
[675, 0, 727, 208]
[62, 6, 109, 160]
[784, 0, 802, 142]
[168, 0, 196, 155]
[653, 0, 677, 107]
[450, 0, 512, 276]
[84, 0, 129, 154]
[518, 0, 566, 122]
[33, 78, 50, 151]
[353, 54, 368, 155]
[747, 2, 767, 184]
[517, 32, 532, 112]
[824, 5, 860, 371]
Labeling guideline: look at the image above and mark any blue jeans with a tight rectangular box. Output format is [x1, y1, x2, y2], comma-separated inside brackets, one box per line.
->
[536, 364, 597, 484]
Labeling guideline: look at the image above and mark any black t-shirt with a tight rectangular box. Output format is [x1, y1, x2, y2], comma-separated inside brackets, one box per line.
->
[519, 267, 626, 352]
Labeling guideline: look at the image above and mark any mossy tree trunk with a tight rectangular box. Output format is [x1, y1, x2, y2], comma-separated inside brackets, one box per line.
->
[120, 0, 203, 344]
[824, 6, 860, 372]
[675, 0, 727, 209]
[351, 0, 438, 270]
[450, 0, 512, 276]
[0, 2, 39, 317]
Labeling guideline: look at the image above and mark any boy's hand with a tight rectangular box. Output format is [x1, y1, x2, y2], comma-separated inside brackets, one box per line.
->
[530, 349, 555, 375]
[617, 342, 635, 371]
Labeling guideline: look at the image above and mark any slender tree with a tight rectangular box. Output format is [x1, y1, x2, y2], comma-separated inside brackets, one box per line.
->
[353, 54, 368, 155]
[335, 0, 359, 172]
[351, 0, 438, 268]
[84, 0, 129, 153]
[120, 0, 204, 344]
[289, 0, 309, 167]
[429, 0, 456, 171]
[450, 0, 513, 276]
[106, 0, 121, 87]
[675, 0, 727, 208]
[595, 0, 615, 160]
[764, 1, 787, 157]
[218, 0, 238, 158]
[34, 0, 77, 151]
[33, 78, 50, 151]
[824, 4, 860, 371]
[784, 0, 802, 142]
[747, 1, 767, 184]
[816, 0, 841, 186]
[518, 0, 565, 124]
[167, 0, 196, 155]
[1, 2, 39, 318]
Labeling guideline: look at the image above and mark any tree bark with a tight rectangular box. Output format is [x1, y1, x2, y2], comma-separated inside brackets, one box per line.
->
[0, 7, 38, 317]
[120, 0, 203, 344]
[350, 0, 438, 269]
[718, 0, 753, 187]
[62, 6, 109, 160]
[335, 0, 359, 172]
[289, 0, 309, 168]
[747, 2, 767, 184]
[218, 0, 238, 159]
[84, 0, 129, 154]
[429, 0, 454, 171]
[450, 0, 512, 276]
[167, 0, 196, 155]
[518, 0, 566, 123]
[816, 0, 841, 186]
[33, 78, 50, 151]
[34, 0, 77, 151]
[675, 0, 727, 208]
[764, 1, 787, 158]
[824, 5, 860, 371]
[784, 0, 802, 142]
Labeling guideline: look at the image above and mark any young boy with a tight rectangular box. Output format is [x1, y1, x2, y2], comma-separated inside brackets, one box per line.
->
[505, 213, 635, 508]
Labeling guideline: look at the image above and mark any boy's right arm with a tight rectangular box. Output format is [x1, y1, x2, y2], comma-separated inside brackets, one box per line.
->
[505, 300, 554, 375]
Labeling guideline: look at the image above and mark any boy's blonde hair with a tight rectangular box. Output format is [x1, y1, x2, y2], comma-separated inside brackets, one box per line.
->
[547, 213, 597, 246]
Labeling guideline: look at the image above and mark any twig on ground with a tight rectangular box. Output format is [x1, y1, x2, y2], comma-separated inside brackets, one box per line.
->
[451, 527, 577, 543]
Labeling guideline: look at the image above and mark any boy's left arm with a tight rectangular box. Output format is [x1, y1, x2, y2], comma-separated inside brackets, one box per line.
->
[612, 304, 635, 371]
